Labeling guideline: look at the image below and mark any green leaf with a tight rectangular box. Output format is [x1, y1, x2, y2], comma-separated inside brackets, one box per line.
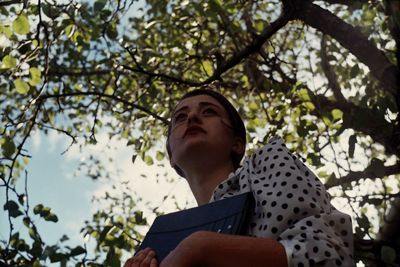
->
[13, 13, 30, 35]
[105, 86, 114, 95]
[297, 89, 310, 101]
[49, 252, 67, 263]
[29, 67, 42, 86]
[134, 211, 146, 224]
[94, 0, 107, 11]
[23, 216, 30, 227]
[39, 207, 51, 217]
[350, 64, 360, 78]
[202, 60, 214, 76]
[30, 240, 43, 257]
[106, 24, 118, 39]
[59, 235, 69, 242]
[348, 134, 357, 158]
[98, 225, 112, 244]
[126, 139, 135, 146]
[209, 0, 222, 11]
[144, 155, 154, 165]
[2, 137, 16, 158]
[325, 172, 336, 185]
[14, 78, 30, 94]
[302, 102, 315, 111]
[331, 109, 343, 121]
[156, 151, 164, 161]
[322, 115, 331, 125]
[2, 55, 17, 68]
[45, 213, 58, 222]
[0, 24, 13, 38]
[33, 204, 44, 215]
[65, 24, 75, 38]
[100, 9, 112, 20]
[105, 250, 120, 267]
[356, 214, 370, 230]
[42, 4, 60, 18]
[132, 154, 137, 164]
[308, 153, 321, 167]
[18, 194, 25, 205]
[28, 227, 41, 242]
[248, 101, 258, 111]
[9, 232, 20, 247]
[41, 3, 52, 18]
[69, 246, 86, 257]
[18, 42, 31, 54]
[4, 200, 23, 218]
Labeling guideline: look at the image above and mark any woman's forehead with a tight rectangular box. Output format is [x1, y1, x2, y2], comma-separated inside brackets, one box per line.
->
[174, 94, 224, 111]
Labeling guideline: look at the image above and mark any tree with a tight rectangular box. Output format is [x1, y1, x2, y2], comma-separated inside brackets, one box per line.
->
[1, 0, 399, 266]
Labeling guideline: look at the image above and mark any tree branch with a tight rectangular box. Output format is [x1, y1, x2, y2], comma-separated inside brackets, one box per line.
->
[310, 93, 400, 156]
[0, 0, 23, 6]
[37, 91, 169, 125]
[320, 35, 347, 102]
[268, 76, 399, 156]
[295, 1, 399, 97]
[121, 64, 200, 86]
[35, 123, 77, 155]
[47, 69, 111, 77]
[4, 102, 42, 251]
[319, 0, 370, 5]
[325, 162, 400, 188]
[204, 9, 293, 83]
[122, 7, 291, 89]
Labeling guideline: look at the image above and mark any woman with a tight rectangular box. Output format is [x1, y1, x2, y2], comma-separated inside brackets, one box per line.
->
[124, 88, 354, 267]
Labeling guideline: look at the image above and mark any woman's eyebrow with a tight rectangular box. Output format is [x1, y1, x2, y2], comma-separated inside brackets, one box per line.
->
[198, 101, 220, 109]
[173, 101, 221, 116]
[172, 106, 189, 117]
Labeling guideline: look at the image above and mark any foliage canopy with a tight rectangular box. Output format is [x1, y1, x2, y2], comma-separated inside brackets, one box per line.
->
[1, 0, 400, 266]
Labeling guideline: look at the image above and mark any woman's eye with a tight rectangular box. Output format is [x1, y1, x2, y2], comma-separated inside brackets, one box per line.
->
[174, 113, 187, 122]
[203, 108, 217, 115]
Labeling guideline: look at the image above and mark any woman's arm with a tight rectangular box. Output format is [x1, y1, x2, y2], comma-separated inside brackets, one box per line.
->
[161, 231, 288, 267]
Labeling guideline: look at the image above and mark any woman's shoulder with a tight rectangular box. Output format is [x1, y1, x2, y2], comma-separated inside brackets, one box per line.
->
[255, 135, 288, 154]
[248, 135, 296, 166]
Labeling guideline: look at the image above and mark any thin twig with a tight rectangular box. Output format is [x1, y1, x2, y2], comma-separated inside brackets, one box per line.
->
[37, 91, 169, 125]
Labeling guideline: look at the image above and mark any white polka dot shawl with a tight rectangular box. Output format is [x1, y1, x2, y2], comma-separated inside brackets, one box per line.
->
[210, 137, 354, 267]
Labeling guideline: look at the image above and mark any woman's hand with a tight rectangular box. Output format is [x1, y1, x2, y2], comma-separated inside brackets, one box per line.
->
[160, 232, 204, 267]
[124, 247, 158, 267]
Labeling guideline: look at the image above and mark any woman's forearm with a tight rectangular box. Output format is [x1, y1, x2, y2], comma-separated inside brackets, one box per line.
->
[179, 231, 288, 267]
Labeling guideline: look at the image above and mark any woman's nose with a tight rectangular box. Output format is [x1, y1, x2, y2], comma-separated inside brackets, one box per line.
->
[187, 110, 201, 124]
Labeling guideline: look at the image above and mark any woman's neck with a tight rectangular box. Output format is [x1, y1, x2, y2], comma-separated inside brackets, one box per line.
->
[185, 162, 234, 206]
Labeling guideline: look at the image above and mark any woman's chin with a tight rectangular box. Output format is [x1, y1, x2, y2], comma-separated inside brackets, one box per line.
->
[176, 140, 212, 159]
[182, 134, 207, 145]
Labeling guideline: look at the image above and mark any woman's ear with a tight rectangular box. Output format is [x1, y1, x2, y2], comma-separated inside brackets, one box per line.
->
[232, 137, 245, 155]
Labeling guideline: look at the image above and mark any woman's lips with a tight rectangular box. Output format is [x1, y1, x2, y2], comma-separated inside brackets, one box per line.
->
[183, 126, 206, 137]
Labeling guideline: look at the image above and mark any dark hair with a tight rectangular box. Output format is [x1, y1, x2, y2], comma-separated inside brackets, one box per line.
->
[166, 89, 246, 177]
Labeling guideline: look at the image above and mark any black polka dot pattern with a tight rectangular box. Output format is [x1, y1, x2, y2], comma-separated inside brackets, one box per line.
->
[210, 136, 354, 267]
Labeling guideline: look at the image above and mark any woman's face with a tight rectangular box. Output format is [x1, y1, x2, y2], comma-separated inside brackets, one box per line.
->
[168, 95, 243, 173]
